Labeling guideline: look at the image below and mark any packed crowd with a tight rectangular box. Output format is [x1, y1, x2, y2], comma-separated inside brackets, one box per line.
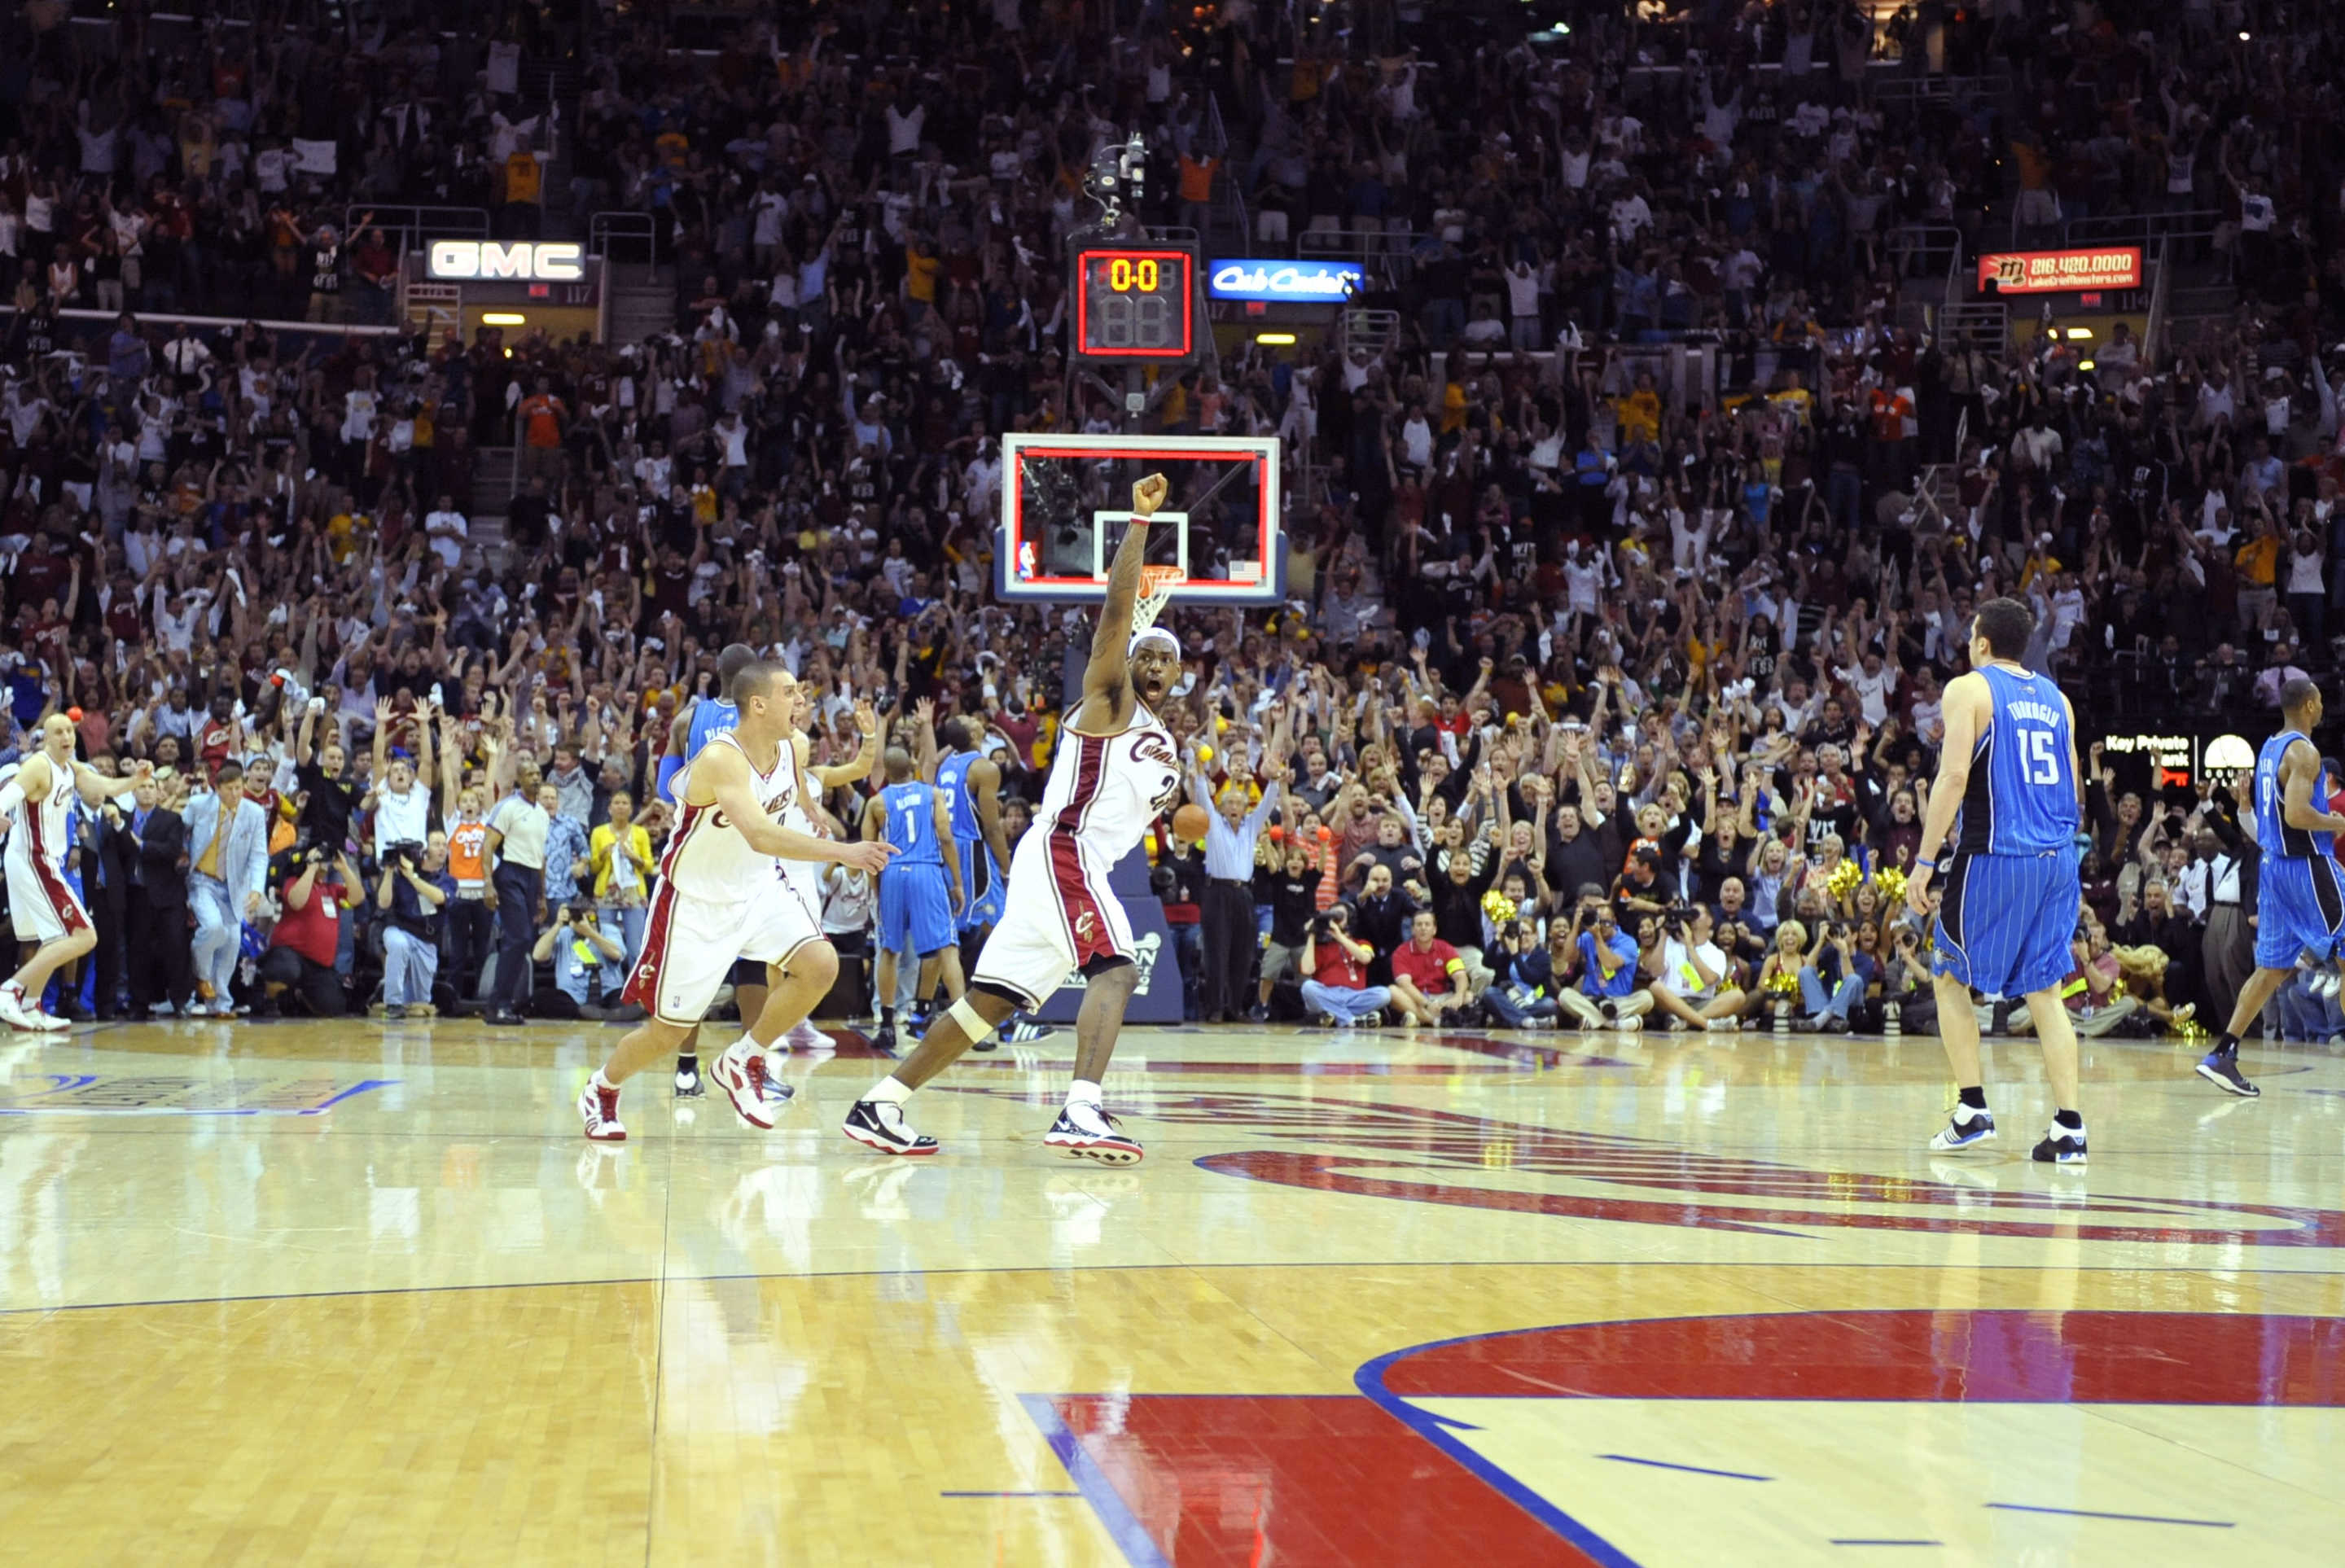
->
[7, 2, 2345, 1042]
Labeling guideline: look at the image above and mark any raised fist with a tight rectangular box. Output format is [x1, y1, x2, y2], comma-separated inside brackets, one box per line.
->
[1131, 473, 1170, 517]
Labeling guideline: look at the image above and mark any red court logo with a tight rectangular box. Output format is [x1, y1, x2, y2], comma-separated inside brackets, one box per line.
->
[1070, 1091, 2345, 1247]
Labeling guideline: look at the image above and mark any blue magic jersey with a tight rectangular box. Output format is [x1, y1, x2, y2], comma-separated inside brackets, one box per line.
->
[687, 696, 740, 756]
[660, 696, 741, 804]
[934, 750, 983, 845]
[2255, 729, 2332, 861]
[880, 781, 945, 865]
[1955, 665, 2077, 855]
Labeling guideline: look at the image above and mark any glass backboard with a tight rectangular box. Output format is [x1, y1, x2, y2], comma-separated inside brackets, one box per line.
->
[996, 434, 1283, 605]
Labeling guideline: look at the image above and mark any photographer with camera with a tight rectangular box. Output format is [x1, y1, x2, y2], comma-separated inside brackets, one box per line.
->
[1557, 887, 1654, 1032]
[375, 831, 453, 1019]
[1646, 904, 1746, 1031]
[258, 838, 361, 1018]
[1300, 904, 1391, 1027]
[1484, 917, 1562, 1029]
[1881, 918, 1941, 1035]
[532, 902, 630, 1018]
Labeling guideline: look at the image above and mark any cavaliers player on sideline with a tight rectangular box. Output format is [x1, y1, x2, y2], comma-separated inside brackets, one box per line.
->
[0, 714, 151, 1030]
[777, 673, 879, 1048]
[2192, 678, 2345, 1098]
[1904, 597, 2090, 1166]
[844, 473, 1185, 1160]
[580, 659, 895, 1141]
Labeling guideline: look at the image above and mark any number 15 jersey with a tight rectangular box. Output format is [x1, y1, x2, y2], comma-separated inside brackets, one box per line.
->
[1955, 664, 2078, 855]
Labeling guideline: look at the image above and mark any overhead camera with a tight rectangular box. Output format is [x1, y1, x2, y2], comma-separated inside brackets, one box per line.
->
[1082, 133, 1148, 225]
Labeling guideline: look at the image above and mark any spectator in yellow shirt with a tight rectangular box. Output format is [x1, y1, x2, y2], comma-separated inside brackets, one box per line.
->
[2234, 515, 2282, 630]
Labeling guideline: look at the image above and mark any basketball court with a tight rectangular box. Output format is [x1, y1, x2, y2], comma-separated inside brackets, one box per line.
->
[2, 1017, 2342, 1564]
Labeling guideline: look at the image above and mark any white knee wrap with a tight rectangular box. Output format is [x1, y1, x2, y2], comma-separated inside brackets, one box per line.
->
[948, 995, 996, 1043]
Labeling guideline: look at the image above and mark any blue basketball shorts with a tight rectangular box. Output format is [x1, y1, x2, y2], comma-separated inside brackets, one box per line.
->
[1931, 848, 2082, 1000]
[955, 836, 1004, 931]
[878, 861, 957, 957]
[2254, 854, 2345, 970]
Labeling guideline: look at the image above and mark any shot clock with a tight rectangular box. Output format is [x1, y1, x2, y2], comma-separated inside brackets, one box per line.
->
[1070, 243, 1198, 366]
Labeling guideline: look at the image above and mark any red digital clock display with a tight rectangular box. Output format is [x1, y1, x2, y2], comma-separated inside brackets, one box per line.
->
[1072, 247, 1194, 361]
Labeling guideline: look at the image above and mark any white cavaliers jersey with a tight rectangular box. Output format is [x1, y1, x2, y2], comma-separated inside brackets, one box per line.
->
[657, 731, 796, 904]
[778, 738, 825, 904]
[1036, 705, 1181, 876]
[2, 759, 76, 872]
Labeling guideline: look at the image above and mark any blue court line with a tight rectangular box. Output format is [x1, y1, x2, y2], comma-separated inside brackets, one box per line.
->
[1986, 1503, 2232, 1527]
[302, 1079, 401, 1113]
[1018, 1395, 1172, 1568]
[1598, 1454, 1772, 1482]
[939, 1490, 1082, 1498]
[11, 1259, 2345, 1320]
[1355, 1344, 1646, 1568]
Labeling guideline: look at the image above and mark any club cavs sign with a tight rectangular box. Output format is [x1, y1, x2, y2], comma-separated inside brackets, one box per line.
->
[1976, 246, 2141, 294]
[426, 240, 585, 282]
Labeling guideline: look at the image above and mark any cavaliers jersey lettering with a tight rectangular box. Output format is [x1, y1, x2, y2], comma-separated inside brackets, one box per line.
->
[880, 781, 944, 865]
[1036, 706, 1181, 873]
[2255, 729, 2331, 861]
[1955, 665, 2076, 856]
[660, 731, 796, 903]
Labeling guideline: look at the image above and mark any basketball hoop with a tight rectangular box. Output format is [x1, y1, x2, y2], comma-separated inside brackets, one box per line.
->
[1133, 563, 1184, 633]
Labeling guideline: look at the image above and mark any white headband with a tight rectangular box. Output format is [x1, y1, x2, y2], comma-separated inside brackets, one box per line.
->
[1129, 627, 1181, 663]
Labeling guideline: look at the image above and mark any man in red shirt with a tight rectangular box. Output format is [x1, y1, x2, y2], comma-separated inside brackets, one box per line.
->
[1300, 905, 1390, 1027]
[258, 841, 360, 1017]
[196, 692, 239, 780]
[1387, 909, 1470, 1027]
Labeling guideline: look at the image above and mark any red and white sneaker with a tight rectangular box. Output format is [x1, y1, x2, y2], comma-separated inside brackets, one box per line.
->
[577, 1078, 626, 1142]
[712, 1038, 793, 1130]
[0, 985, 66, 1032]
[1043, 1102, 1145, 1165]
[785, 1021, 837, 1052]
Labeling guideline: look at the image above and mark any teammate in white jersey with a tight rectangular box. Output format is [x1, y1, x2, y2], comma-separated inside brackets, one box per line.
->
[845, 474, 1183, 1162]
[774, 677, 879, 1051]
[0, 714, 151, 1031]
[578, 659, 894, 1141]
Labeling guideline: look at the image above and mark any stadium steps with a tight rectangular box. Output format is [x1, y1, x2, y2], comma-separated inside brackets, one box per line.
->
[607, 263, 681, 342]
[470, 446, 515, 563]
[520, 58, 587, 242]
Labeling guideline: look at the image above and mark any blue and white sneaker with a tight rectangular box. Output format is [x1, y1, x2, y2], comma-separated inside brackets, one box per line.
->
[2194, 1049, 2260, 1098]
[2031, 1128, 2089, 1165]
[1927, 1106, 1997, 1152]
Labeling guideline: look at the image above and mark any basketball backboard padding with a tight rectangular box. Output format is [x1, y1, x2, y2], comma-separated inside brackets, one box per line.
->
[997, 432, 1283, 605]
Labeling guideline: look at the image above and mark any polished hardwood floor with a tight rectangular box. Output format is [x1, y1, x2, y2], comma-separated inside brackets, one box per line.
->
[1, 1016, 2340, 1565]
